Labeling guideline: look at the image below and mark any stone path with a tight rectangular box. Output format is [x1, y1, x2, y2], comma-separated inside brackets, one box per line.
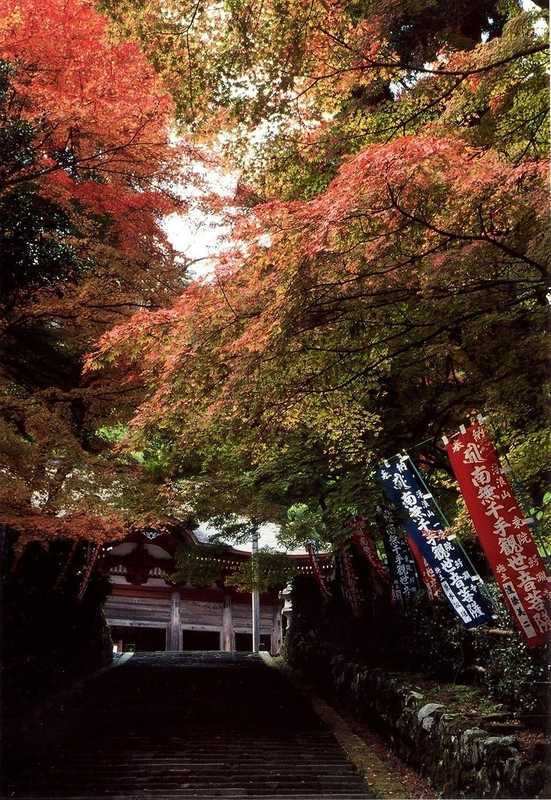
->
[4, 651, 376, 799]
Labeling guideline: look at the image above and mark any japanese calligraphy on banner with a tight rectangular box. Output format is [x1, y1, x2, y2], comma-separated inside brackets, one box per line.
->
[446, 421, 551, 647]
[339, 549, 364, 616]
[378, 457, 494, 629]
[407, 535, 442, 601]
[306, 542, 331, 597]
[377, 505, 421, 605]
[348, 519, 391, 586]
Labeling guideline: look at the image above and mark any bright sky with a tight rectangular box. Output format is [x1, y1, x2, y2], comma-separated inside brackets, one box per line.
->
[163, 209, 226, 278]
[194, 521, 309, 555]
[163, 160, 236, 278]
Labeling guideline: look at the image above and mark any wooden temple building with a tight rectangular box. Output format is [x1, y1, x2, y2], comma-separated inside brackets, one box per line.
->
[102, 527, 328, 655]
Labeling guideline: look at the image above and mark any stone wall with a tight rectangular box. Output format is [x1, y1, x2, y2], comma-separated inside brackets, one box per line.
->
[289, 645, 549, 798]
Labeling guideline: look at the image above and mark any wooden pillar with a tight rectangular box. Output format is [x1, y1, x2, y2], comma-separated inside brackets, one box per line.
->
[251, 528, 260, 653]
[168, 590, 182, 651]
[222, 593, 235, 652]
[271, 604, 283, 655]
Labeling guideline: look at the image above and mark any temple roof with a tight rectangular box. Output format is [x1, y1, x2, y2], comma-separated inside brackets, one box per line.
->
[104, 524, 331, 588]
[109, 522, 330, 563]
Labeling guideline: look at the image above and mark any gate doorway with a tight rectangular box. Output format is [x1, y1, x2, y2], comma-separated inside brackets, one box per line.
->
[182, 629, 221, 651]
[110, 625, 166, 652]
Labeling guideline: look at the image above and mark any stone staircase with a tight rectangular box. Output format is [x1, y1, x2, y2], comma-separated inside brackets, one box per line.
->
[4, 652, 375, 799]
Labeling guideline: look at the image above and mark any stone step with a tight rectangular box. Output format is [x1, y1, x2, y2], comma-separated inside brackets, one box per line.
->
[5, 652, 374, 799]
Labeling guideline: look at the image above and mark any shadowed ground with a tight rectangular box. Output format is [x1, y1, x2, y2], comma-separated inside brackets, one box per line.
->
[4, 651, 376, 799]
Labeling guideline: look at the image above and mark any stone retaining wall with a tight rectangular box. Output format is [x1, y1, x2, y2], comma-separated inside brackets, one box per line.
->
[291, 648, 549, 798]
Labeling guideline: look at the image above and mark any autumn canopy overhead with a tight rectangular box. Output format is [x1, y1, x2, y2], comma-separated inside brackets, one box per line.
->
[1, 0, 549, 551]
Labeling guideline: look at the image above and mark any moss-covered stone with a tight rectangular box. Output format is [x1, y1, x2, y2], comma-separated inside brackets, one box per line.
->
[287, 642, 549, 798]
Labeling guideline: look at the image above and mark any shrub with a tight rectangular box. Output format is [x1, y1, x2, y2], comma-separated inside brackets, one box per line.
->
[287, 574, 550, 718]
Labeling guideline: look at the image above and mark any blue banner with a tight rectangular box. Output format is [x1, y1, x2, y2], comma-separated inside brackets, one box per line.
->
[377, 504, 421, 606]
[378, 456, 494, 628]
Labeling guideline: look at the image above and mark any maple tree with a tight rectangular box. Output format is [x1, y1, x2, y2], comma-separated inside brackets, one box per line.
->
[169, 544, 295, 592]
[1, 0, 548, 555]
[102, 2, 548, 197]
[90, 133, 549, 539]
[0, 0, 547, 738]
[89, 0, 549, 550]
[0, 0, 196, 551]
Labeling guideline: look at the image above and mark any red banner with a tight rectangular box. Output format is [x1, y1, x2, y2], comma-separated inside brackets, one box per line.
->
[339, 548, 364, 616]
[306, 542, 330, 597]
[349, 519, 391, 586]
[407, 536, 442, 601]
[446, 421, 550, 647]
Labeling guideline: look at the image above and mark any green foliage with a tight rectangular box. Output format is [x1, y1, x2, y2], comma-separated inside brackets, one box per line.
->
[226, 548, 296, 592]
[95, 423, 128, 444]
[170, 543, 295, 591]
[102, 1, 548, 201]
[471, 583, 550, 715]
[508, 430, 551, 501]
[170, 544, 232, 587]
[288, 572, 550, 717]
[205, 515, 263, 546]
[398, 595, 467, 679]
[279, 503, 328, 549]
[531, 492, 551, 531]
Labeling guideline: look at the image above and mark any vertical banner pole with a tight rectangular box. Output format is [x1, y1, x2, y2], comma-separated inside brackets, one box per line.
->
[306, 541, 330, 596]
[54, 540, 78, 591]
[77, 543, 101, 601]
[0, 523, 7, 571]
[251, 527, 260, 653]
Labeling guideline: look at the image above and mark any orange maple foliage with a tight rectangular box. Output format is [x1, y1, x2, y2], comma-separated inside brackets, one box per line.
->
[0, 0, 187, 193]
[0, 0, 205, 304]
[0, 0, 197, 546]
[88, 134, 548, 439]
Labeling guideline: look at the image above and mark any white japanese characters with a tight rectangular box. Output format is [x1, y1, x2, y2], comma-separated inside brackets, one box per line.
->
[450, 423, 551, 642]
[379, 456, 493, 628]
[379, 506, 419, 603]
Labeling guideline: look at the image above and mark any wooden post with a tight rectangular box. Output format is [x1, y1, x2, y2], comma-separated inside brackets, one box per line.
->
[168, 590, 182, 651]
[271, 604, 282, 655]
[251, 528, 260, 653]
[222, 593, 235, 652]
